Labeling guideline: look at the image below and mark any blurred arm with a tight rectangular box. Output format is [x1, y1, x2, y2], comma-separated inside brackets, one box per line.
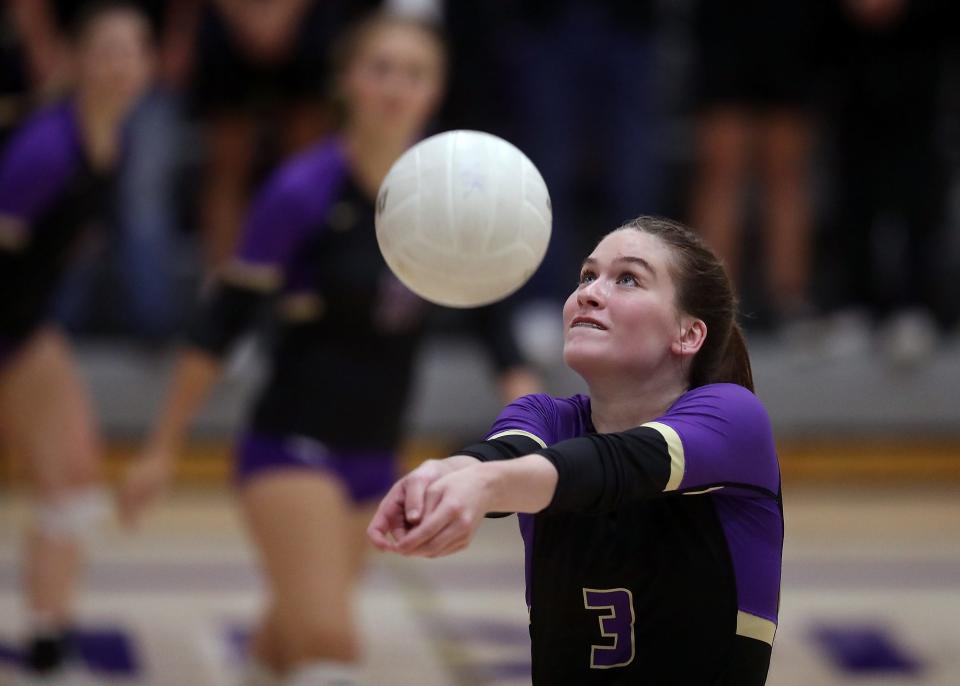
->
[211, 0, 313, 61]
[158, 0, 203, 88]
[8, 0, 68, 95]
[144, 348, 222, 453]
[465, 301, 543, 402]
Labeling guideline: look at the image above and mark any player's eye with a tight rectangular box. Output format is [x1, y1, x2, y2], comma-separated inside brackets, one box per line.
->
[578, 270, 596, 285]
[617, 272, 640, 287]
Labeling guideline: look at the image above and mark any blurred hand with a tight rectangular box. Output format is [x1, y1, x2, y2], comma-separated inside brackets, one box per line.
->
[218, 0, 308, 63]
[498, 366, 543, 404]
[845, 0, 906, 28]
[118, 445, 175, 528]
[368, 456, 478, 551]
[392, 465, 495, 558]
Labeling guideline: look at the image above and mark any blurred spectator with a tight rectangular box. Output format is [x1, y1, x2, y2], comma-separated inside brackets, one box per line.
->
[495, 1, 663, 303]
[689, 0, 822, 331]
[5, 0, 193, 341]
[190, 0, 379, 268]
[822, 0, 958, 363]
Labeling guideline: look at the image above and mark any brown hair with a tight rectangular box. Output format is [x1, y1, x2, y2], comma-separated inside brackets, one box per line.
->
[618, 216, 754, 392]
[70, 0, 153, 43]
[326, 11, 447, 125]
[330, 11, 448, 85]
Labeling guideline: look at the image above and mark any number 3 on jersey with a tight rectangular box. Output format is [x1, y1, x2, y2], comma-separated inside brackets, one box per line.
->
[582, 587, 636, 669]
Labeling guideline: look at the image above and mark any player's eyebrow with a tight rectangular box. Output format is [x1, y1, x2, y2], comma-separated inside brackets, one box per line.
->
[582, 255, 656, 278]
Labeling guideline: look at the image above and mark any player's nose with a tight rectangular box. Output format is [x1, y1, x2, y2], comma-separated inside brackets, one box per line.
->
[577, 280, 605, 309]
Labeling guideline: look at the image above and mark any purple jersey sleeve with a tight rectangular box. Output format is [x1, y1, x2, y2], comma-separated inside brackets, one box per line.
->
[536, 384, 779, 513]
[483, 394, 560, 448]
[222, 141, 347, 291]
[0, 102, 80, 246]
[647, 383, 779, 495]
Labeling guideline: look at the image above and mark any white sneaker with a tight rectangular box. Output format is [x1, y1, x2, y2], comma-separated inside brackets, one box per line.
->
[820, 309, 874, 360]
[284, 661, 359, 686]
[880, 308, 938, 368]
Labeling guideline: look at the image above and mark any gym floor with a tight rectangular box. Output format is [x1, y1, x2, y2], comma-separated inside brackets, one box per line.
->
[2, 473, 960, 685]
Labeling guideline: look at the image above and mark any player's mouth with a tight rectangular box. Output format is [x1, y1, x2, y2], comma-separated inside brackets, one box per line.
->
[570, 316, 607, 331]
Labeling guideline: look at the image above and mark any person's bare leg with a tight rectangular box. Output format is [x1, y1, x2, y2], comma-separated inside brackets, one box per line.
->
[690, 107, 753, 282]
[240, 603, 284, 685]
[0, 329, 104, 671]
[240, 471, 359, 679]
[346, 502, 378, 580]
[759, 110, 813, 315]
[201, 113, 257, 269]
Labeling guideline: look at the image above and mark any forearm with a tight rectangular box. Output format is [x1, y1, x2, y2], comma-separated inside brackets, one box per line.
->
[147, 348, 222, 452]
[482, 455, 558, 514]
[534, 428, 673, 513]
[443, 454, 481, 471]
[9, 0, 60, 60]
[10, 2, 66, 94]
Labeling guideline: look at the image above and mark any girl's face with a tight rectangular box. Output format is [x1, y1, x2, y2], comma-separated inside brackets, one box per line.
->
[343, 23, 445, 140]
[563, 230, 688, 380]
[76, 10, 153, 110]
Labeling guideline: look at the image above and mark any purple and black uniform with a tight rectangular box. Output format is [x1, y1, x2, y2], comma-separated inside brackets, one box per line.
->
[188, 138, 523, 501]
[459, 383, 782, 685]
[0, 101, 113, 367]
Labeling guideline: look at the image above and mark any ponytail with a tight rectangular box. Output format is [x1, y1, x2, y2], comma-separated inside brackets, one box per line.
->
[711, 322, 754, 392]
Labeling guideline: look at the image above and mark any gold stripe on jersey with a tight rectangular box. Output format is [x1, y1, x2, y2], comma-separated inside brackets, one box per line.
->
[0, 214, 27, 251]
[641, 421, 685, 491]
[736, 611, 777, 645]
[487, 429, 547, 449]
[682, 486, 725, 496]
[220, 258, 282, 292]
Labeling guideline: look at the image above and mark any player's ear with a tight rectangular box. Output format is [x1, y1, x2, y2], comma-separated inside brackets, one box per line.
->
[672, 318, 706, 358]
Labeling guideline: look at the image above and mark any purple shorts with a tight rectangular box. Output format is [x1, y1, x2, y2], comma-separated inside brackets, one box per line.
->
[235, 433, 397, 503]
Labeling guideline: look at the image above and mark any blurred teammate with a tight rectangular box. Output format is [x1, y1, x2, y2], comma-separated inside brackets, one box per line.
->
[6, 0, 193, 340]
[372, 217, 783, 684]
[120, 13, 537, 686]
[0, 3, 152, 682]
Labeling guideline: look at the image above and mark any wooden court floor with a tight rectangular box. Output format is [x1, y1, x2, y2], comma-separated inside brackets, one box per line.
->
[1, 439, 959, 685]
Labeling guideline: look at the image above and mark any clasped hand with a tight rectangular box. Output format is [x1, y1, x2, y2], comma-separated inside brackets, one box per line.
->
[368, 457, 494, 558]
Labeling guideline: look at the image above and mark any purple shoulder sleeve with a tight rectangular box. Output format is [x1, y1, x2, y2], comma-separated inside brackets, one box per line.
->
[0, 103, 80, 230]
[650, 384, 779, 494]
[485, 394, 558, 448]
[225, 142, 347, 289]
[645, 384, 780, 493]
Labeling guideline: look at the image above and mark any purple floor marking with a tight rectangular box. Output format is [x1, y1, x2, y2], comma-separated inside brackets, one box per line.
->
[0, 626, 139, 675]
[810, 623, 925, 675]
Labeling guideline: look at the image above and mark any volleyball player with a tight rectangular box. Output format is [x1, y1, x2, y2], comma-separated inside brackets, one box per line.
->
[0, 4, 152, 682]
[371, 217, 783, 685]
[120, 13, 537, 686]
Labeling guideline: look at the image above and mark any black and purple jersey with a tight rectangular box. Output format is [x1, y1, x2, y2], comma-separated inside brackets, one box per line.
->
[460, 383, 782, 685]
[189, 138, 523, 455]
[0, 101, 113, 350]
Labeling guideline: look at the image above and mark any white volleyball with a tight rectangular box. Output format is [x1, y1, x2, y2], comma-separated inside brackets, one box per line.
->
[375, 130, 552, 308]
